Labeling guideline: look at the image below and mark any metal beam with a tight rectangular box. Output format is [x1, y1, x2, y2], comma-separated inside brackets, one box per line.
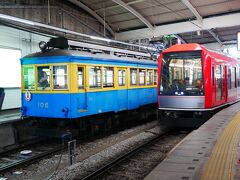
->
[175, 34, 186, 44]
[181, 0, 221, 45]
[181, 0, 202, 22]
[116, 13, 240, 42]
[67, 0, 115, 37]
[112, 0, 153, 30]
[95, 0, 146, 12]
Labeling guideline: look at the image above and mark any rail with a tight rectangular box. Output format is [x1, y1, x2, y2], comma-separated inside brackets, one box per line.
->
[80, 130, 171, 180]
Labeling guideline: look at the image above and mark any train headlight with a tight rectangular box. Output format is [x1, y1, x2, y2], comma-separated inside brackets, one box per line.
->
[25, 90, 32, 101]
[39, 41, 47, 52]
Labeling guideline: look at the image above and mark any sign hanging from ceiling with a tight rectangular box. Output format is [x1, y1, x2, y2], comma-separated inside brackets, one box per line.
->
[238, 32, 240, 51]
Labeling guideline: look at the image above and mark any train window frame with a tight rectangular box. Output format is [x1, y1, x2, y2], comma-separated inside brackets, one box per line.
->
[23, 65, 35, 90]
[89, 66, 102, 89]
[212, 67, 215, 86]
[118, 68, 127, 87]
[238, 68, 240, 87]
[130, 68, 138, 86]
[139, 69, 146, 86]
[103, 66, 114, 88]
[52, 65, 69, 90]
[154, 70, 158, 85]
[215, 65, 223, 101]
[146, 69, 154, 86]
[36, 65, 51, 91]
[160, 51, 204, 96]
[77, 66, 84, 90]
[234, 67, 237, 88]
[228, 67, 232, 89]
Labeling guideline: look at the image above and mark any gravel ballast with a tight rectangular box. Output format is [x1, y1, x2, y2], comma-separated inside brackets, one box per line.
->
[0, 121, 159, 180]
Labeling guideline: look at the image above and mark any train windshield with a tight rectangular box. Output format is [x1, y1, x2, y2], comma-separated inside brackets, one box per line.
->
[160, 51, 204, 96]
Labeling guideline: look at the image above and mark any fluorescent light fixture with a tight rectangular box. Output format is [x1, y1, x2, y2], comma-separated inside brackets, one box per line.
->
[0, 14, 34, 25]
[0, 13, 157, 52]
[89, 36, 111, 42]
[238, 32, 240, 51]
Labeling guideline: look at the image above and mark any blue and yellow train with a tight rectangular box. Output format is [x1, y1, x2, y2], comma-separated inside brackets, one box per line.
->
[21, 39, 158, 120]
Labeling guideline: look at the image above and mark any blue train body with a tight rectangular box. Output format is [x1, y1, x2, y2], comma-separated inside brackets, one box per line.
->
[21, 50, 157, 119]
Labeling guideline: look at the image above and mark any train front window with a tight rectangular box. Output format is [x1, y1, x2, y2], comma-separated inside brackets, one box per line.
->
[23, 66, 35, 90]
[37, 66, 50, 90]
[160, 51, 204, 96]
[53, 65, 68, 90]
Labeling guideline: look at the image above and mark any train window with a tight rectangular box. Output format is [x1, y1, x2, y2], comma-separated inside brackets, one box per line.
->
[89, 66, 102, 88]
[130, 68, 137, 85]
[228, 68, 231, 89]
[238, 68, 240, 87]
[236, 67, 239, 88]
[78, 67, 84, 89]
[212, 67, 215, 85]
[139, 69, 146, 86]
[160, 51, 203, 96]
[216, 65, 223, 100]
[118, 69, 126, 86]
[23, 66, 35, 90]
[52, 65, 68, 90]
[103, 67, 114, 88]
[37, 66, 50, 90]
[154, 70, 158, 85]
[146, 70, 153, 85]
[233, 67, 237, 88]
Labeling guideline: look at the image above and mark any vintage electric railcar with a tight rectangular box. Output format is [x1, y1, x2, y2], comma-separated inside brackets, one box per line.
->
[158, 43, 240, 126]
[21, 41, 158, 119]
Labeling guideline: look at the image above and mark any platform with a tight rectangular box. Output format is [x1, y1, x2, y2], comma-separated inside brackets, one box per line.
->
[0, 109, 21, 124]
[145, 102, 240, 180]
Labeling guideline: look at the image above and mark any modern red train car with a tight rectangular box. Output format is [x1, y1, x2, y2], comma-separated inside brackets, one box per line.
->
[157, 43, 240, 126]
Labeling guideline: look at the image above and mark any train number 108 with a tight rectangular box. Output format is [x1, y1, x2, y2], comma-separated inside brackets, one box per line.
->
[37, 102, 49, 109]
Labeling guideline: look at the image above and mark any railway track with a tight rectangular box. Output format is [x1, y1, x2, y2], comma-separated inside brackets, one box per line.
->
[0, 120, 159, 179]
[79, 130, 188, 180]
[0, 142, 62, 173]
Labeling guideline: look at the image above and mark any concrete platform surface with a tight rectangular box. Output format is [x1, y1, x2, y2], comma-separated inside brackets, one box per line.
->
[0, 109, 21, 124]
[145, 102, 240, 180]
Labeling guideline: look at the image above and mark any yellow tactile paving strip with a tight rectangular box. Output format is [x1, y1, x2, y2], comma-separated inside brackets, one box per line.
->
[201, 112, 240, 180]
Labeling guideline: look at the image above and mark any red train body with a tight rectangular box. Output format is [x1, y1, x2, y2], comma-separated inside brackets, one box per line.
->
[157, 43, 239, 126]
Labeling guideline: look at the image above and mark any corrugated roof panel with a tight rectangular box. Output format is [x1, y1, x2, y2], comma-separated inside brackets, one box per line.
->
[196, 1, 240, 16]
[106, 13, 137, 24]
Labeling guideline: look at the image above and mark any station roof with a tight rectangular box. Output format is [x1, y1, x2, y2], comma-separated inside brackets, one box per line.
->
[71, 0, 240, 45]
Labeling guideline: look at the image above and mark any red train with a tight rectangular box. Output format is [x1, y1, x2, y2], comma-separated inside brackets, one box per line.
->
[157, 43, 240, 127]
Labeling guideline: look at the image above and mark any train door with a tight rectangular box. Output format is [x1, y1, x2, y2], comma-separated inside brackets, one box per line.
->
[224, 66, 228, 102]
[212, 64, 216, 106]
[216, 65, 225, 103]
[77, 65, 88, 111]
[117, 67, 128, 111]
